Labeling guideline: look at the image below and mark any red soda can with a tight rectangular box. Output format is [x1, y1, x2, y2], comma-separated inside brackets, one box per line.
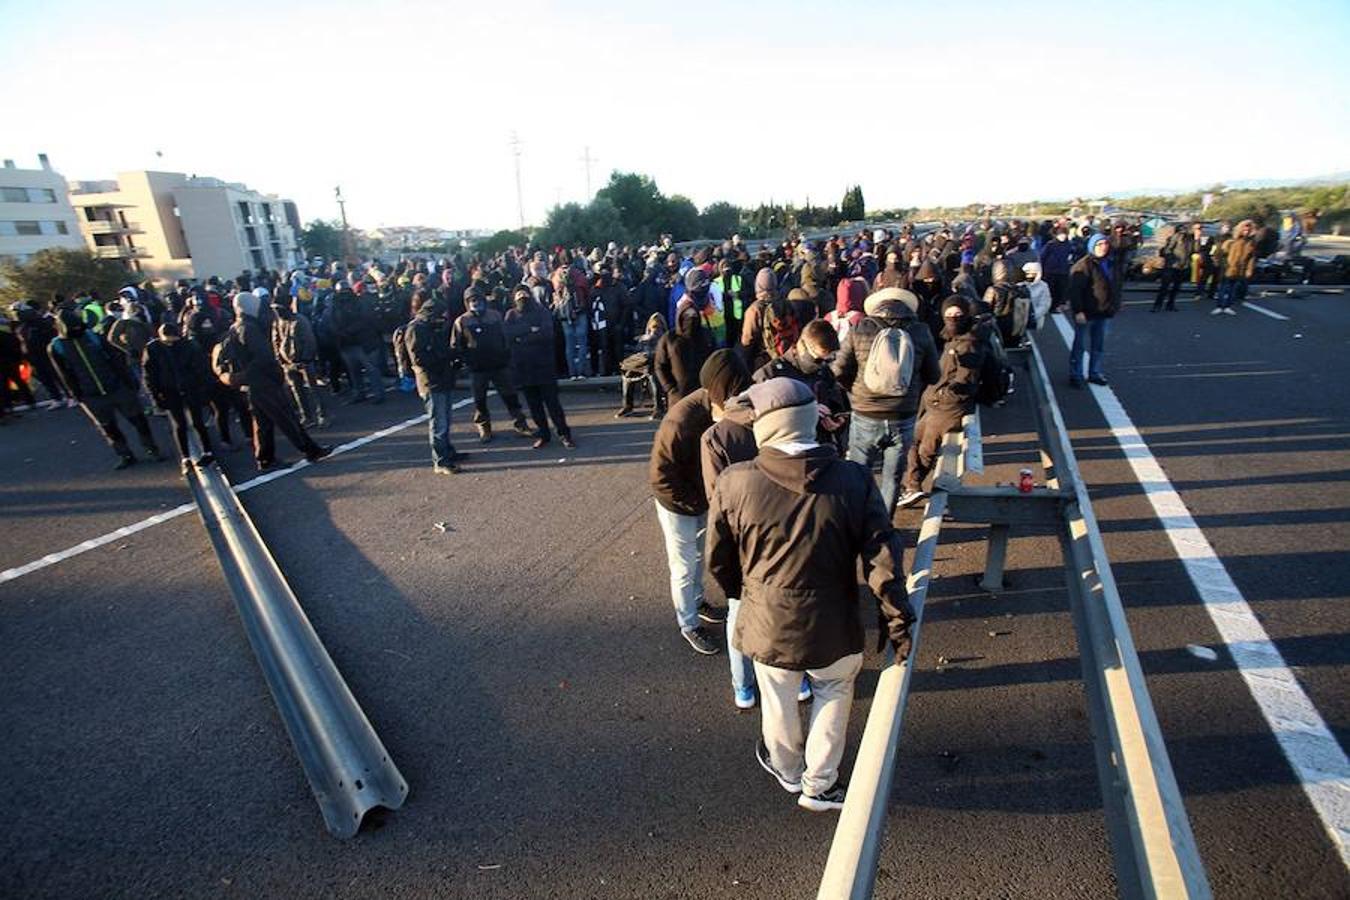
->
[1018, 469, 1034, 493]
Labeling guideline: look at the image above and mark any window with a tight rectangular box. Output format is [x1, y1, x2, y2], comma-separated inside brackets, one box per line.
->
[0, 222, 16, 236]
[28, 188, 57, 203]
[14, 221, 41, 235]
[250, 249, 265, 269]
[84, 207, 99, 221]
[237, 200, 252, 224]
[56, 220, 68, 234]
[38, 220, 69, 235]
[2, 187, 30, 202]
[244, 226, 258, 247]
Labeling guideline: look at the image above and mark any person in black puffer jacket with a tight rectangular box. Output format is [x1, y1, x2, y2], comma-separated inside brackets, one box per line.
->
[333, 283, 384, 403]
[142, 321, 215, 467]
[504, 284, 574, 450]
[451, 284, 530, 443]
[832, 287, 940, 516]
[654, 307, 714, 406]
[406, 288, 466, 472]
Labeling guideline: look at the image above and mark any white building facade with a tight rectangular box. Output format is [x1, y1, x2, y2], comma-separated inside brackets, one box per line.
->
[0, 155, 86, 264]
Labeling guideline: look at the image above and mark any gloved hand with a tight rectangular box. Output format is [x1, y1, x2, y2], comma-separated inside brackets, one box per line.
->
[399, 375, 415, 393]
[876, 602, 917, 661]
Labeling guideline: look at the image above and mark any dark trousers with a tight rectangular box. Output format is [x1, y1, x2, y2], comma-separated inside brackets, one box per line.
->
[1217, 276, 1248, 310]
[246, 381, 319, 465]
[521, 381, 570, 440]
[470, 367, 527, 428]
[210, 384, 253, 445]
[1046, 273, 1069, 311]
[284, 364, 327, 424]
[1153, 269, 1185, 310]
[28, 356, 67, 401]
[162, 394, 213, 459]
[589, 325, 622, 376]
[81, 389, 158, 458]
[902, 406, 966, 492]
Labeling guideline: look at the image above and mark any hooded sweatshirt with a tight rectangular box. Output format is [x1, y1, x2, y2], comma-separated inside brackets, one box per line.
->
[825, 278, 866, 343]
[48, 312, 135, 400]
[832, 293, 940, 420]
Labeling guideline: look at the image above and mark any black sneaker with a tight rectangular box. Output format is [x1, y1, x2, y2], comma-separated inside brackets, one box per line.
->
[560, 435, 576, 449]
[477, 426, 492, 444]
[513, 421, 534, 438]
[146, 446, 168, 462]
[614, 408, 634, 419]
[681, 627, 720, 656]
[532, 437, 550, 450]
[755, 738, 802, 794]
[698, 602, 727, 624]
[1088, 375, 1109, 386]
[1068, 377, 1084, 389]
[195, 452, 216, 468]
[798, 780, 847, 812]
[305, 445, 333, 463]
[114, 454, 136, 471]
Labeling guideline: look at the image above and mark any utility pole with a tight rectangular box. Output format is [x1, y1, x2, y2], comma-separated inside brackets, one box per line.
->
[510, 132, 525, 232]
[580, 145, 597, 199]
[335, 185, 353, 264]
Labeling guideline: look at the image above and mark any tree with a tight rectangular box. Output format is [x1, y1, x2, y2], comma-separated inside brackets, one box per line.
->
[660, 195, 700, 241]
[0, 248, 133, 311]
[840, 185, 866, 221]
[299, 219, 343, 260]
[699, 201, 741, 240]
[596, 172, 667, 239]
[538, 197, 630, 249]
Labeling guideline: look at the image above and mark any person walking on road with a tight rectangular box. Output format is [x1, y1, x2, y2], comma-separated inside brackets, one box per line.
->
[648, 349, 750, 656]
[504, 284, 575, 450]
[48, 307, 165, 469]
[707, 377, 914, 811]
[1067, 234, 1121, 387]
[219, 289, 329, 472]
[270, 288, 328, 428]
[1153, 224, 1194, 312]
[832, 287, 940, 516]
[406, 289, 467, 473]
[451, 285, 532, 443]
[142, 321, 215, 470]
[1215, 220, 1257, 316]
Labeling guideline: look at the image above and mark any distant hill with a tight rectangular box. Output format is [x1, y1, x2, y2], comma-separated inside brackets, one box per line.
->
[1102, 171, 1350, 199]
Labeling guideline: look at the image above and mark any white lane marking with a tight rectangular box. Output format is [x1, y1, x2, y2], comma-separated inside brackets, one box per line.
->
[1243, 302, 1291, 321]
[0, 399, 469, 586]
[1050, 314, 1350, 867]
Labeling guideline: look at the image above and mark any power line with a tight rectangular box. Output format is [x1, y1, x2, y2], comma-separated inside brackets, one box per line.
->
[580, 146, 597, 199]
[510, 131, 525, 232]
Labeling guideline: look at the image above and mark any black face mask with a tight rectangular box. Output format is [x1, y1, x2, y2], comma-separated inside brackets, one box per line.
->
[942, 316, 972, 339]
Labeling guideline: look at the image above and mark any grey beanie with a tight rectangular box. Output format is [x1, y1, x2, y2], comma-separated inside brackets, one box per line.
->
[233, 290, 263, 319]
[748, 377, 817, 448]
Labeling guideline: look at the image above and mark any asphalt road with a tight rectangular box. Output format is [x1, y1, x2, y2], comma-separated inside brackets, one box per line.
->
[1, 287, 1346, 898]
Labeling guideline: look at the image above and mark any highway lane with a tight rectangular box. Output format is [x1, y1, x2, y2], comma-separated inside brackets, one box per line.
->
[0, 292, 1346, 897]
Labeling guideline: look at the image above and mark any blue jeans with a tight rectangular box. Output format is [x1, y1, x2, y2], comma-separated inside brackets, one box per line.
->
[562, 317, 590, 378]
[726, 596, 755, 693]
[423, 391, 457, 467]
[654, 501, 705, 632]
[1216, 277, 1248, 309]
[1070, 318, 1108, 381]
[846, 413, 916, 515]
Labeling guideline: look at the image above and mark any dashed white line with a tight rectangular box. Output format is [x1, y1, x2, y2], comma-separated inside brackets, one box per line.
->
[0, 400, 470, 586]
[1050, 314, 1349, 867]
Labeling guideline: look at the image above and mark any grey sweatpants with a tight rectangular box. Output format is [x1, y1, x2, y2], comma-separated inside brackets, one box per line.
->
[755, 652, 863, 796]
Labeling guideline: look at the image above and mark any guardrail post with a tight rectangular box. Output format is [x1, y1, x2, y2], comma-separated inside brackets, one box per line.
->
[978, 523, 1010, 592]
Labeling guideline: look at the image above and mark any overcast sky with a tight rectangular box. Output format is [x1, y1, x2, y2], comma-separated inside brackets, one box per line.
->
[4, 0, 1347, 231]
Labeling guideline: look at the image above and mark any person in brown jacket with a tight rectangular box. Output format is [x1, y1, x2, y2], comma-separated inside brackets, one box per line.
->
[1215, 219, 1256, 315]
[739, 267, 779, 368]
[648, 349, 751, 655]
[708, 376, 914, 811]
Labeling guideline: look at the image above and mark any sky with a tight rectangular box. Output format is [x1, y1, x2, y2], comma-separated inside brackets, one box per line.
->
[3, 0, 1348, 232]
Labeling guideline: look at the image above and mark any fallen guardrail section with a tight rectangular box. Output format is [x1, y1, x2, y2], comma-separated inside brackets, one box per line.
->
[187, 457, 408, 838]
[818, 336, 1211, 899]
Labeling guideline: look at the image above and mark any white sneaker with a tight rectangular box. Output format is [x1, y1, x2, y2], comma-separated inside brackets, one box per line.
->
[1223, 308, 1237, 316]
[897, 489, 928, 509]
[1210, 308, 1224, 316]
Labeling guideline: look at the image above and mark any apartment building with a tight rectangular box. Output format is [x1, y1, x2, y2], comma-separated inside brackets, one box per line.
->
[69, 170, 303, 282]
[0, 155, 86, 264]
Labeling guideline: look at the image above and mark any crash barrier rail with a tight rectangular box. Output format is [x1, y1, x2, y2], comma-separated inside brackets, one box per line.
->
[186, 455, 408, 838]
[817, 337, 1212, 899]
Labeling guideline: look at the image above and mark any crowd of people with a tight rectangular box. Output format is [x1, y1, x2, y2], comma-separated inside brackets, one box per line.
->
[0, 212, 1279, 812]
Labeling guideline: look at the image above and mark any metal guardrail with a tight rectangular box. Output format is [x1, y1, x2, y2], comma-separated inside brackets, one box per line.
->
[817, 338, 1211, 898]
[186, 458, 408, 838]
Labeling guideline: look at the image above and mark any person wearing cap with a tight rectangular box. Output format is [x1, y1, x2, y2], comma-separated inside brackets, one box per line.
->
[270, 286, 327, 428]
[504, 284, 575, 450]
[1067, 233, 1121, 387]
[897, 297, 987, 508]
[675, 266, 726, 346]
[832, 287, 940, 516]
[227, 289, 330, 472]
[648, 349, 751, 656]
[451, 284, 531, 443]
[707, 376, 914, 811]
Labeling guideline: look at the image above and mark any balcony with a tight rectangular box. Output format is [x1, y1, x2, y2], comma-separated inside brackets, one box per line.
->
[93, 245, 147, 260]
[85, 220, 139, 235]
